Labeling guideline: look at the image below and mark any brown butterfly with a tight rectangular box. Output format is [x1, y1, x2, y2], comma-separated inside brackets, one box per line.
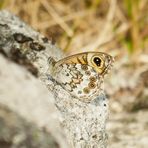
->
[50, 52, 114, 102]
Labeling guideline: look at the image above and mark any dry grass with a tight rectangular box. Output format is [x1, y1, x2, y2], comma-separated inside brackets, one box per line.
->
[0, 0, 148, 59]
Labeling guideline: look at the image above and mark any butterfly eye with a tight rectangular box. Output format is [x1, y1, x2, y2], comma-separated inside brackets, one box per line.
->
[93, 57, 102, 67]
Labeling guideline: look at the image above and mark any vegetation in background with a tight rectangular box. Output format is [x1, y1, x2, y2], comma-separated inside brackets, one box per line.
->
[0, 0, 147, 59]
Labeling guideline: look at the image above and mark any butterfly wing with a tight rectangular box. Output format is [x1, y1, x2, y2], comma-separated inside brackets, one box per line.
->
[51, 52, 113, 102]
[53, 63, 103, 102]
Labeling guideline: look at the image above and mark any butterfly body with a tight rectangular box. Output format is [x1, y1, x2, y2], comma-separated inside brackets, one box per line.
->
[50, 52, 114, 102]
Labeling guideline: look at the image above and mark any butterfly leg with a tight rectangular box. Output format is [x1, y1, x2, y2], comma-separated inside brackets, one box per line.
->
[47, 57, 57, 75]
[48, 57, 56, 66]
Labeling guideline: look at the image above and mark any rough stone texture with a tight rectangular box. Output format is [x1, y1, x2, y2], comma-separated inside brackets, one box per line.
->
[0, 10, 109, 147]
[0, 54, 69, 148]
[50, 83, 109, 148]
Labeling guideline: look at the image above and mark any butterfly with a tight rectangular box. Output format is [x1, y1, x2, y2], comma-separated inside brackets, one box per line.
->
[49, 52, 114, 102]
